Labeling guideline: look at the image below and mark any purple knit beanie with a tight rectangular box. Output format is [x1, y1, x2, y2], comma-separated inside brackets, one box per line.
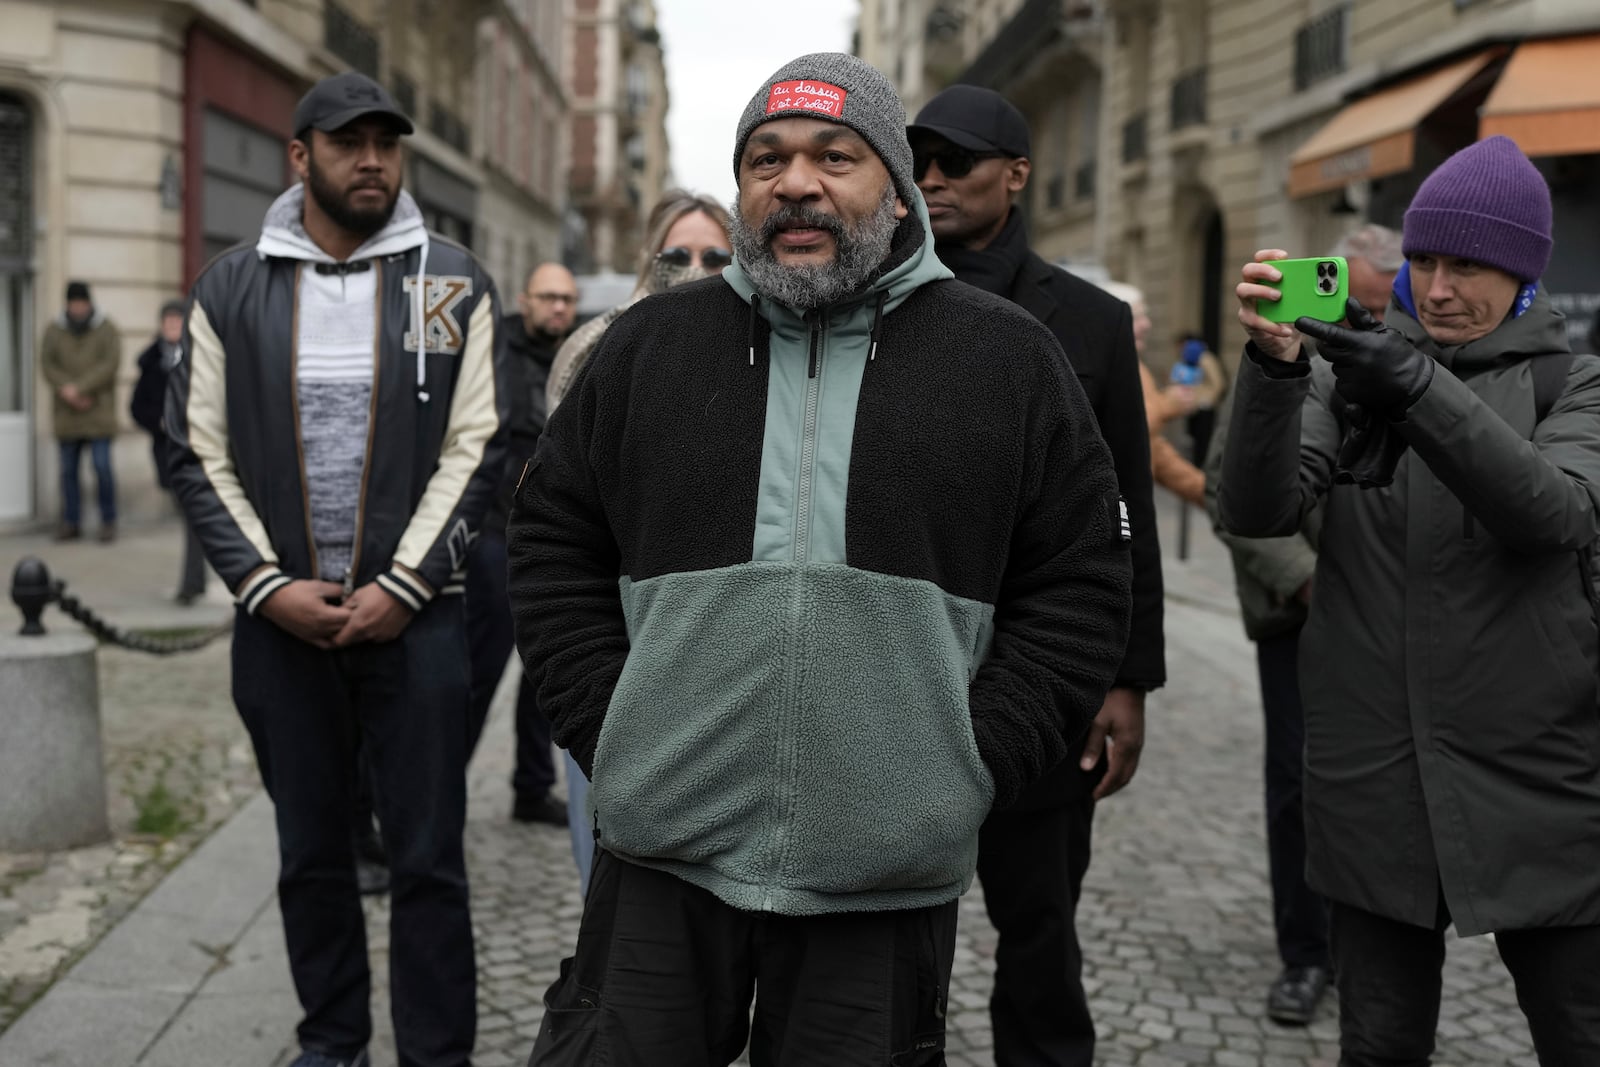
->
[1402, 135, 1552, 283]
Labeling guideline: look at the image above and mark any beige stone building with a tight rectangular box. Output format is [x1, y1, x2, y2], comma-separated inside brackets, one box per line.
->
[862, 0, 1600, 376]
[565, 0, 670, 274]
[0, 0, 571, 525]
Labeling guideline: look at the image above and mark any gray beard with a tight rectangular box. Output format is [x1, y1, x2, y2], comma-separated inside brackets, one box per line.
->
[730, 184, 900, 310]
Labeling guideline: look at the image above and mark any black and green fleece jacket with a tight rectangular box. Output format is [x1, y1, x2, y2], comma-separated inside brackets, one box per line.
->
[507, 205, 1132, 916]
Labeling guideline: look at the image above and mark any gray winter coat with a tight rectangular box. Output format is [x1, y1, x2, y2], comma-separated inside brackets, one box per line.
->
[1218, 290, 1600, 934]
[1203, 387, 1320, 643]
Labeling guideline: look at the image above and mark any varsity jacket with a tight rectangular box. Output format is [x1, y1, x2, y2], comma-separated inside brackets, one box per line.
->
[508, 202, 1133, 916]
[167, 188, 508, 614]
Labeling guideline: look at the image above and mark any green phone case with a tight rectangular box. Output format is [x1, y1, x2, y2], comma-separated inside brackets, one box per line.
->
[1260, 256, 1349, 324]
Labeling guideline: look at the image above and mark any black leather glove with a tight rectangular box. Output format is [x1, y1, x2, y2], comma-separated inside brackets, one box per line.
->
[1297, 298, 1435, 414]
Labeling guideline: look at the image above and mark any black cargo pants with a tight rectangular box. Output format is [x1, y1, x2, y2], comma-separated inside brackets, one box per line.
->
[530, 848, 957, 1066]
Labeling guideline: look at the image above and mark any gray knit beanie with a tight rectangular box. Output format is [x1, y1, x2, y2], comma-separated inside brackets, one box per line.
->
[732, 53, 916, 204]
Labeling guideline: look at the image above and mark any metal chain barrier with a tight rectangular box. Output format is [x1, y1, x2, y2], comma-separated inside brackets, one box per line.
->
[52, 580, 233, 654]
[11, 557, 232, 654]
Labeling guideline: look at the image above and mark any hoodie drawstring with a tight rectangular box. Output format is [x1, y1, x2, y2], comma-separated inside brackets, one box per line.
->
[413, 233, 431, 403]
[868, 291, 887, 362]
[748, 295, 760, 367]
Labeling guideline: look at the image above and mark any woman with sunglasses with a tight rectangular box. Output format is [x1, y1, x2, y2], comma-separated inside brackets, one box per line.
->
[540, 188, 731, 893]
[545, 189, 733, 416]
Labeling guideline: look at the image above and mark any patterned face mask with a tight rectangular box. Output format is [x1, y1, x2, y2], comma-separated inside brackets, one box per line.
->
[645, 257, 711, 295]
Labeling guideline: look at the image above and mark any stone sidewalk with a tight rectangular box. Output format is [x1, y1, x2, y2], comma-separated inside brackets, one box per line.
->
[0, 501, 1539, 1066]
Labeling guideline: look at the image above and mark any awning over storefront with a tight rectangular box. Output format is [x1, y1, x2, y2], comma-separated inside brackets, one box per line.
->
[1481, 35, 1600, 156]
[1287, 50, 1499, 199]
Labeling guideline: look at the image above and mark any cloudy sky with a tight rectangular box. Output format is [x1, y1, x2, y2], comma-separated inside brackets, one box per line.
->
[656, 0, 859, 206]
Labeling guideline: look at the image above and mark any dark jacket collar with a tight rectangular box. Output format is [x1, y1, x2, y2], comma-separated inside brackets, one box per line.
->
[503, 312, 563, 370]
[934, 209, 1031, 299]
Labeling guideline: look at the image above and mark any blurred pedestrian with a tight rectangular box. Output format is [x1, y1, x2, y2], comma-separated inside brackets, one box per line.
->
[465, 261, 578, 829]
[167, 71, 507, 1067]
[1171, 333, 1227, 465]
[41, 279, 120, 542]
[510, 52, 1131, 1064]
[1223, 136, 1600, 1063]
[910, 84, 1163, 1067]
[542, 189, 732, 895]
[130, 299, 207, 604]
[545, 190, 733, 414]
[1199, 224, 1398, 1028]
[1100, 281, 1207, 506]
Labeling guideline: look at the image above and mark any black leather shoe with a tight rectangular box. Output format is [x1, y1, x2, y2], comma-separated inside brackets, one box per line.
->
[1267, 965, 1331, 1025]
[511, 792, 569, 826]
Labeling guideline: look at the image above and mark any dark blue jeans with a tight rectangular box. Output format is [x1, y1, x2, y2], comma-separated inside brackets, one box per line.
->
[232, 598, 476, 1067]
[464, 528, 556, 798]
[1257, 629, 1330, 969]
[58, 438, 115, 525]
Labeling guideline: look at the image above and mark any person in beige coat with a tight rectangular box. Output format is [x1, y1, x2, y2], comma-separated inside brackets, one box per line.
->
[40, 280, 120, 541]
[1100, 280, 1206, 506]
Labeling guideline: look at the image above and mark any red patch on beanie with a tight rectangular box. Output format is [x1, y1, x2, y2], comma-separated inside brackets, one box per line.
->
[766, 80, 847, 118]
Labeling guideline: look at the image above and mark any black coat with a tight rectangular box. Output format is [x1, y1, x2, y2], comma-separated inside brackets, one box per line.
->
[485, 314, 562, 534]
[939, 217, 1165, 808]
[131, 337, 174, 489]
[1007, 255, 1164, 690]
[1219, 291, 1600, 933]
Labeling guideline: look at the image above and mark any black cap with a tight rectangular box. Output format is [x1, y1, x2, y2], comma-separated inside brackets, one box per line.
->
[907, 85, 1031, 158]
[292, 72, 414, 138]
[159, 299, 186, 320]
[65, 280, 90, 302]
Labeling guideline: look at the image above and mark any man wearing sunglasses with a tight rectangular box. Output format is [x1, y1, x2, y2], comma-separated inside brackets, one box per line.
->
[911, 85, 1165, 1067]
[465, 261, 578, 825]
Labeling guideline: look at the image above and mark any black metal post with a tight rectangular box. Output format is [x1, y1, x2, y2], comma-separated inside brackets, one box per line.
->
[12, 557, 53, 636]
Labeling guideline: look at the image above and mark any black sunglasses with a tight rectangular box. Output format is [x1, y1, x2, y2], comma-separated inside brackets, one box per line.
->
[658, 246, 733, 270]
[912, 146, 1009, 182]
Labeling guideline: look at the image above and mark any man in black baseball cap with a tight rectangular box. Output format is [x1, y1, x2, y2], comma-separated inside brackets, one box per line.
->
[286, 72, 415, 255]
[912, 84, 1167, 1067]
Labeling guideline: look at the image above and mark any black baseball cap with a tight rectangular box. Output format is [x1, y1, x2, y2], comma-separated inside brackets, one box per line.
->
[907, 85, 1031, 158]
[292, 72, 413, 138]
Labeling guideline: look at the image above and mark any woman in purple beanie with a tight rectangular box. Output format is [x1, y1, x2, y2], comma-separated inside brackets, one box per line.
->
[1222, 134, 1600, 1063]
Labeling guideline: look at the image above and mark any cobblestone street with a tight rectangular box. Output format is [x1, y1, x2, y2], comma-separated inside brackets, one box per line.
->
[1, 509, 1539, 1065]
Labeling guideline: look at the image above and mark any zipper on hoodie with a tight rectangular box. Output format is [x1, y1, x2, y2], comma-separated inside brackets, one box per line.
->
[288, 263, 322, 585]
[794, 314, 827, 563]
[344, 259, 385, 597]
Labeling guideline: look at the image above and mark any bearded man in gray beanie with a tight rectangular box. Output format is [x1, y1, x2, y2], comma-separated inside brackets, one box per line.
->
[509, 52, 1132, 1065]
[1222, 135, 1600, 1062]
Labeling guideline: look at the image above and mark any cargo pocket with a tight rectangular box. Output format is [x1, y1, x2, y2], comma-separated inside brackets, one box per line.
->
[890, 902, 956, 1065]
[527, 956, 602, 1067]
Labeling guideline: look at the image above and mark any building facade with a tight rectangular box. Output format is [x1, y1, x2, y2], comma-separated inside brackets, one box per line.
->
[0, 0, 572, 524]
[565, 0, 670, 274]
[863, 0, 1600, 377]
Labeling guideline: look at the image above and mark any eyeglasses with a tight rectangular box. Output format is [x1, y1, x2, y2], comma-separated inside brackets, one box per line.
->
[530, 292, 577, 305]
[912, 146, 1008, 182]
[658, 246, 733, 271]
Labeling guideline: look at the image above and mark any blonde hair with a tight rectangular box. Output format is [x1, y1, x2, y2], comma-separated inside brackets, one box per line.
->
[634, 189, 732, 288]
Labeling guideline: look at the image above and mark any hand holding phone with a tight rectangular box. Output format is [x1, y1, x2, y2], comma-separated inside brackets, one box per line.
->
[1237, 249, 1313, 362]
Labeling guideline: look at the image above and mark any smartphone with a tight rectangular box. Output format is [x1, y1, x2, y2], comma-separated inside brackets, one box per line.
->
[1259, 256, 1349, 324]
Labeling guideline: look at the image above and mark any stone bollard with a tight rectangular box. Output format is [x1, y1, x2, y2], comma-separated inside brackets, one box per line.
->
[1, 559, 110, 851]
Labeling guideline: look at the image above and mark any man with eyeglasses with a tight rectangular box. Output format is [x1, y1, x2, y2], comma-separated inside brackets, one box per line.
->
[464, 261, 578, 824]
[911, 85, 1165, 1067]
